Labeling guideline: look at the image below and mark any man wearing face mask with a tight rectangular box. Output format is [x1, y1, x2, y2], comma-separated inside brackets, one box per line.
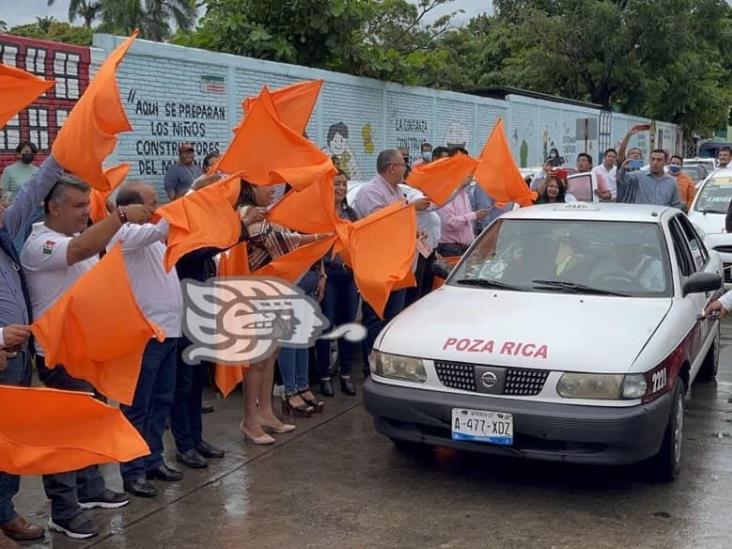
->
[412, 143, 433, 167]
[1, 142, 39, 205]
[668, 155, 696, 212]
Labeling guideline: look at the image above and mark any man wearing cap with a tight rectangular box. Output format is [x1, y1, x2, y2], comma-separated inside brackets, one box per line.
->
[164, 143, 202, 201]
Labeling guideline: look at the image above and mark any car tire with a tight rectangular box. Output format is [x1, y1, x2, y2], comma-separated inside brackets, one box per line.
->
[697, 324, 720, 382]
[650, 379, 686, 482]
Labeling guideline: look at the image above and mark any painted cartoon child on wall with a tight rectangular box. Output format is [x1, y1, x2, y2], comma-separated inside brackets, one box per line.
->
[327, 122, 362, 180]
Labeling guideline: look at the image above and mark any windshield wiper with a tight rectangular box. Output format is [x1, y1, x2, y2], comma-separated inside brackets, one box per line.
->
[701, 208, 727, 215]
[531, 279, 630, 297]
[456, 278, 527, 291]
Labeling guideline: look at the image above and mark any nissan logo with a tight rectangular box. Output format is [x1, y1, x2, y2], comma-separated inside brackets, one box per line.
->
[480, 371, 498, 389]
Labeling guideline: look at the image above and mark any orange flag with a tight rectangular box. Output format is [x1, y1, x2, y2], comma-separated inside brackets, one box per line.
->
[31, 245, 165, 406]
[267, 173, 337, 234]
[255, 236, 337, 283]
[52, 32, 138, 191]
[0, 64, 54, 129]
[474, 119, 536, 207]
[156, 172, 244, 272]
[214, 242, 249, 397]
[242, 80, 323, 135]
[0, 386, 149, 475]
[407, 153, 478, 206]
[214, 87, 335, 189]
[89, 165, 130, 223]
[348, 203, 417, 318]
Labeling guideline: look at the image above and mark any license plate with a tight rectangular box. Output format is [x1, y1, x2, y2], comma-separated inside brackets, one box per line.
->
[451, 408, 513, 445]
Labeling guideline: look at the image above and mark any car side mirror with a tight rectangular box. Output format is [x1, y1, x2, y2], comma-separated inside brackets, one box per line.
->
[683, 272, 722, 296]
[432, 262, 452, 279]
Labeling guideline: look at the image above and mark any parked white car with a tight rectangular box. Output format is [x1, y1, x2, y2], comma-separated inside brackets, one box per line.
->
[364, 202, 723, 481]
[687, 168, 732, 288]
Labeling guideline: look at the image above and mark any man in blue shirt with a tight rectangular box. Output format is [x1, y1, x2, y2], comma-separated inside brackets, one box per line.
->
[0, 155, 63, 543]
[616, 149, 683, 209]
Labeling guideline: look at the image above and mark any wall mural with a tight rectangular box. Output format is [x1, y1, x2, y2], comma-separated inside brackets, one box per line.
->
[327, 121, 361, 180]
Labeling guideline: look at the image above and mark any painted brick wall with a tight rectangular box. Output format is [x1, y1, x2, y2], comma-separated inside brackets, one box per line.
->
[90, 34, 680, 201]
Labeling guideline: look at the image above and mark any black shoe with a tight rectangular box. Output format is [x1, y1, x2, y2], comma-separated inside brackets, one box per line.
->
[320, 379, 335, 397]
[123, 478, 157, 498]
[78, 489, 129, 510]
[195, 440, 225, 459]
[48, 513, 98, 540]
[176, 449, 208, 469]
[340, 377, 357, 396]
[201, 402, 215, 414]
[147, 463, 184, 481]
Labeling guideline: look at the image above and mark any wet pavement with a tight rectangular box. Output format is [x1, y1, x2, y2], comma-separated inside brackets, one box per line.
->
[13, 321, 732, 548]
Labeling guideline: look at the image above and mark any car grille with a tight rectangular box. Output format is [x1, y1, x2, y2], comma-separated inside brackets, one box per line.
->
[725, 263, 732, 283]
[434, 360, 549, 396]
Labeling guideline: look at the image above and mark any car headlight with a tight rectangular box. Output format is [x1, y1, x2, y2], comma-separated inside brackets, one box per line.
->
[621, 374, 648, 399]
[370, 350, 426, 382]
[556, 373, 623, 399]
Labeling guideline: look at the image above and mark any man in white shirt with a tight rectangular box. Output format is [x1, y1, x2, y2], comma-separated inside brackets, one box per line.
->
[21, 175, 151, 540]
[403, 185, 441, 305]
[110, 182, 184, 499]
[592, 148, 618, 200]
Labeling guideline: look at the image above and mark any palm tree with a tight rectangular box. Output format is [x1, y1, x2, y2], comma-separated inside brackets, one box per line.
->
[35, 16, 56, 33]
[141, 0, 197, 41]
[99, 0, 197, 41]
[47, 0, 102, 28]
[47, 0, 197, 40]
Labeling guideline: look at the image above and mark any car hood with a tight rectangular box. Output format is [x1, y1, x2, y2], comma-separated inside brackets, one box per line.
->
[376, 286, 673, 374]
[688, 210, 726, 236]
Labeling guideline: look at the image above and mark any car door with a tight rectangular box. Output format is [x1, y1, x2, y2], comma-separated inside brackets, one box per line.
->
[566, 172, 598, 203]
[670, 214, 715, 375]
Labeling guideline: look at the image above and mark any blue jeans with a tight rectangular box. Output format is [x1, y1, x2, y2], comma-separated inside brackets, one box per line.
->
[361, 289, 406, 375]
[120, 338, 178, 482]
[0, 351, 31, 524]
[316, 267, 359, 378]
[279, 270, 319, 395]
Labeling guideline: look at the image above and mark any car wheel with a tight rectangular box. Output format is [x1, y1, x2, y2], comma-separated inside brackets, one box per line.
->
[650, 379, 685, 482]
[697, 324, 720, 382]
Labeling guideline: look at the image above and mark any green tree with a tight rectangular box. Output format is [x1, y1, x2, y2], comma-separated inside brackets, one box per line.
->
[98, 0, 197, 41]
[47, 0, 102, 28]
[462, 0, 732, 133]
[174, 0, 459, 83]
[7, 21, 93, 46]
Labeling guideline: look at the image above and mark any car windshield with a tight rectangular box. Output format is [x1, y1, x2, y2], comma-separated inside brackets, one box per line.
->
[682, 166, 704, 182]
[450, 219, 672, 297]
[694, 176, 732, 213]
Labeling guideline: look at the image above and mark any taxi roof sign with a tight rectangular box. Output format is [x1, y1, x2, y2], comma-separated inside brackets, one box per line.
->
[554, 202, 600, 211]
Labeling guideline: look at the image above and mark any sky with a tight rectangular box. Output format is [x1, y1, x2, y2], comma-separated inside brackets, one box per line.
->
[0, 0, 493, 29]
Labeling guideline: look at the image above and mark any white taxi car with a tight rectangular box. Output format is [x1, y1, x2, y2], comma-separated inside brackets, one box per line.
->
[687, 168, 732, 288]
[364, 203, 723, 481]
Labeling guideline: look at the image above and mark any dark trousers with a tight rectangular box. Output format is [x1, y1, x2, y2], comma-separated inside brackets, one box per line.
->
[405, 251, 436, 306]
[0, 350, 31, 524]
[36, 357, 106, 521]
[120, 338, 178, 482]
[360, 289, 406, 376]
[170, 337, 207, 453]
[316, 267, 359, 379]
